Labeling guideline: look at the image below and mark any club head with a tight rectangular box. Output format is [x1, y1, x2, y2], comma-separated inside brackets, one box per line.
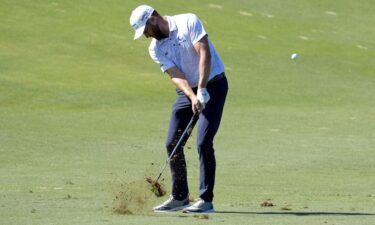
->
[145, 176, 166, 197]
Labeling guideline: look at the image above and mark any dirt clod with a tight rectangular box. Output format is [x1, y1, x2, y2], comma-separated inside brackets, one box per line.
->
[280, 206, 292, 211]
[145, 177, 166, 197]
[260, 200, 275, 207]
[194, 214, 209, 220]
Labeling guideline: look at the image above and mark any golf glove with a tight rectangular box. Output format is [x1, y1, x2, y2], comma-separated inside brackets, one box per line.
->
[197, 88, 210, 106]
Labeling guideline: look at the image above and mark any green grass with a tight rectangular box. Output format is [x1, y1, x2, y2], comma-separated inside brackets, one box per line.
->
[1, 0, 374, 224]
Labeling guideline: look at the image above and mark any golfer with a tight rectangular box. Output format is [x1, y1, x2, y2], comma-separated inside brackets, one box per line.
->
[130, 5, 228, 213]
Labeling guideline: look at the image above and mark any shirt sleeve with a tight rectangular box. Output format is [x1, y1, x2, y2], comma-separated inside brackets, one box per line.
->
[187, 14, 207, 45]
[149, 44, 175, 73]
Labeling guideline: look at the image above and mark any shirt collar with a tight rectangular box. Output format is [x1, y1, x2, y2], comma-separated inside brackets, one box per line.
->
[154, 16, 176, 44]
[166, 16, 177, 32]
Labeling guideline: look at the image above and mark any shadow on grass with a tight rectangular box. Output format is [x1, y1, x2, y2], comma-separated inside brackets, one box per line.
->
[215, 211, 375, 216]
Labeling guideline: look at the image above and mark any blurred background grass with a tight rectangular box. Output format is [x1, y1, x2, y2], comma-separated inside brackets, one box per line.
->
[1, 0, 374, 224]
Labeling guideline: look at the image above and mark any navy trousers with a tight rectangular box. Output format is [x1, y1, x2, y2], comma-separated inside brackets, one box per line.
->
[165, 75, 228, 202]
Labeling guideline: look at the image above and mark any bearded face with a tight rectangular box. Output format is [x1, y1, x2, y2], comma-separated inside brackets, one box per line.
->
[144, 20, 168, 40]
[150, 23, 168, 40]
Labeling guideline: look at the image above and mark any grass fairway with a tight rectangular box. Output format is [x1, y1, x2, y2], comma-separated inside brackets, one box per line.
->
[1, 0, 374, 224]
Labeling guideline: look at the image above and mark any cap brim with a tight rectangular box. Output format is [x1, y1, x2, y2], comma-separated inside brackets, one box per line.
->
[133, 25, 146, 40]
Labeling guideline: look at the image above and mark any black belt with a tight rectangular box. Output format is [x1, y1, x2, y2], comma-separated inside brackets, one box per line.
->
[208, 72, 225, 84]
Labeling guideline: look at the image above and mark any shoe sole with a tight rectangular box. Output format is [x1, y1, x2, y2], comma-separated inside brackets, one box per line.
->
[153, 204, 190, 213]
[182, 208, 216, 213]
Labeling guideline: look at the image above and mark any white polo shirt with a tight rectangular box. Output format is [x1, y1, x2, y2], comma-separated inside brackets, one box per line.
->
[148, 13, 224, 88]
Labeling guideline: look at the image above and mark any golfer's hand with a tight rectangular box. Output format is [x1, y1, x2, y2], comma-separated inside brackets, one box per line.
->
[197, 88, 210, 107]
[192, 96, 204, 113]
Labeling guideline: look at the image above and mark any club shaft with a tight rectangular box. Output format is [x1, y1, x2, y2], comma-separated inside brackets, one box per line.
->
[155, 113, 199, 182]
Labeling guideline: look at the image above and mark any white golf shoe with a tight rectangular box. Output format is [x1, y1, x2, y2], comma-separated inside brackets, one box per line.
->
[182, 199, 215, 213]
[153, 195, 190, 212]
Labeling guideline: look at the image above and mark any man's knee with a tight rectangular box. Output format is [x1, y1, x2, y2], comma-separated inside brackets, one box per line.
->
[197, 139, 214, 154]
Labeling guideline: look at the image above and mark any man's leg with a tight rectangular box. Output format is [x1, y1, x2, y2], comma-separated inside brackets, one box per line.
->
[165, 92, 193, 200]
[197, 77, 228, 202]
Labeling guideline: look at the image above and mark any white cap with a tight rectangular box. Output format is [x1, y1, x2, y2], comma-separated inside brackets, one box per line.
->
[129, 5, 155, 40]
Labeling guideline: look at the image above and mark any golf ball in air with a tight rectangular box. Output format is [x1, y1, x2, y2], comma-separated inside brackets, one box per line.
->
[291, 53, 299, 60]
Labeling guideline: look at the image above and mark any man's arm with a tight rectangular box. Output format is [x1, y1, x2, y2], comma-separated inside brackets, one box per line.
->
[166, 67, 204, 113]
[193, 35, 211, 105]
[193, 35, 211, 89]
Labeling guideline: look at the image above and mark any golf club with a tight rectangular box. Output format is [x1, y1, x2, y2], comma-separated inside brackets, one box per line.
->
[146, 112, 200, 196]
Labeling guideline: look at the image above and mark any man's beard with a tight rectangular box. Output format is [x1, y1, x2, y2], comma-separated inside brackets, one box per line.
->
[151, 25, 168, 40]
